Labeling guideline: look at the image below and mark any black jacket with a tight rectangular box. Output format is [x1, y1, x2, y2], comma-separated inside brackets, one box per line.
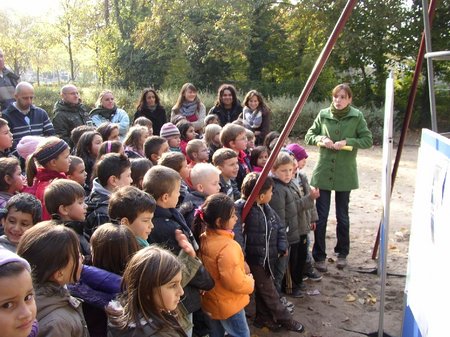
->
[208, 103, 242, 127]
[133, 105, 167, 136]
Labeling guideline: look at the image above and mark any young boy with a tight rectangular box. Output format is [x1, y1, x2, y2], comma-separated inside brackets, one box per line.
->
[108, 185, 156, 248]
[186, 139, 209, 169]
[142, 165, 214, 334]
[85, 153, 132, 236]
[44, 178, 91, 259]
[158, 151, 192, 205]
[234, 173, 304, 333]
[160, 122, 181, 152]
[220, 123, 251, 190]
[269, 151, 319, 298]
[212, 148, 240, 201]
[245, 129, 255, 155]
[179, 163, 220, 229]
[144, 136, 169, 165]
[0, 193, 42, 252]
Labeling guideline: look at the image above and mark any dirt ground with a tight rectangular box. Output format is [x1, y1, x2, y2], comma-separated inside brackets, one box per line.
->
[249, 140, 419, 337]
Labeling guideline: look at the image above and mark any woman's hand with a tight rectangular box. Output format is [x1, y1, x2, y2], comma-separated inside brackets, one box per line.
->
[322, 137, 334, 149]
[333, 139, 347, 150]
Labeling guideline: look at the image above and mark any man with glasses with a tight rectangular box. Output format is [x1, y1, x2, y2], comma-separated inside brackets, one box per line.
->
[2, 82, 55, 155]
[0, 48, 20, 112]
[52, 84, 91, 147]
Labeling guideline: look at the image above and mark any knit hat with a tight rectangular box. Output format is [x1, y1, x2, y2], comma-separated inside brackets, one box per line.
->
[286, 143, 308, 161]
[160, 122, 181, 139]
[16, 135, 46, 160]
[34, 138, 69, 166]
[0, 247, 31, 272]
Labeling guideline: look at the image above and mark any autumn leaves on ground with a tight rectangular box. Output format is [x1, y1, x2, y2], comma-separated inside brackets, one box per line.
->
[250, 143, 418, 337]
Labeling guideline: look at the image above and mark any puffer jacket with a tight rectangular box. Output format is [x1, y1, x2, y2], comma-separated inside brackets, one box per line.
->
[85, 178, 111, 237]
[35, 282, 90, 337]
[52, 100, 91, 147]
[234, 199, 288, 276]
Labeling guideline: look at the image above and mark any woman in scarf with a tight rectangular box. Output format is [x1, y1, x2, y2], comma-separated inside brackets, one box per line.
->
[170, 83, 206, 134]
[133, 88, 166, 136]
[89, 90, 130, 141]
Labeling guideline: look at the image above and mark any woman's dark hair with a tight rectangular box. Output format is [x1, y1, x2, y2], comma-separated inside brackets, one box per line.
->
[214, 84, 238, 108]
[116, 246, 183, 333]
[17, 222, 80, 285]
[177, 121, 194, 142]
[192, 194, 235, 244]
[90, 223, 139, 276]
[250, 146, 269, 168]
[136, 88, 161, 111]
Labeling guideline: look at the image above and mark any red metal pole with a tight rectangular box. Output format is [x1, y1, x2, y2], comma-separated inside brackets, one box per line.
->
[241, 0, 359, 221]
[371, 0, 438, 259]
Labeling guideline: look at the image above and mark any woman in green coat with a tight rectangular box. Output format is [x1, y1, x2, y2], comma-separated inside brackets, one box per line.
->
[305, 84, 372, 272]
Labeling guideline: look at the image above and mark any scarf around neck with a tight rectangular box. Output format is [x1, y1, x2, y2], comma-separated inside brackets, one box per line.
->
[90, 106, 117, 120]
[330, 104, 351, 119]
[180, 101, 197, 117]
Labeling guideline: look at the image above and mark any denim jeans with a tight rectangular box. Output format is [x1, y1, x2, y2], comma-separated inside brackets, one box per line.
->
[209, 309, 250, 337]
[313, 189, 350, 262]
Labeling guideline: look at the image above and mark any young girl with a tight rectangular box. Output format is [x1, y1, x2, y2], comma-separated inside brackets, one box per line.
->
[134, 88, 167, 136]
[107, 246, 187, 337]
[134, 116, 154, 136]
[17, 222, 89, 337]
[242, 90, 271, 145]
[177, 122, 196, 157]
[67, 156, 88, 188]
[250, 146, 269, 173]
[0, 248, 38, 337]
[23, 137, 70, 221]
[204, 124, 222, 162]
[0, 157, 23, 207]
[130, 158, 153, 190]
[171, 83, 206, 134]
[203, 114, 219, 126]
[75, 130, 103, 187]
[97, 140, 124, 159]
[123, 125, 149, 159]
[97, 122, 120, 141]
[0, 118, 13, 158]
[193, 194, 254, 337]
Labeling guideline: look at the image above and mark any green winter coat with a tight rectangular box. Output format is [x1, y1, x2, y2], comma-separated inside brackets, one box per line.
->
[305, 106, 372, 191]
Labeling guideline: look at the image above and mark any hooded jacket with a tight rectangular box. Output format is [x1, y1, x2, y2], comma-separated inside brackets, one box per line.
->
[52, 100, 91, 146]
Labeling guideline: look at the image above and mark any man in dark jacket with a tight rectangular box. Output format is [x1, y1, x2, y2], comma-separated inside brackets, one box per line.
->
[52, 84, 91, 147]
[0, 48, 20, 111]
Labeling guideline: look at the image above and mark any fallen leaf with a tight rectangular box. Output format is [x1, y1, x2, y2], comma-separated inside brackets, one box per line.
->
[345, 294, 357, 302]
[358, 298, 366, 305]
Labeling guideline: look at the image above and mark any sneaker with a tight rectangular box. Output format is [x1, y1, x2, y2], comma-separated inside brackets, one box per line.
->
[253, 318, 282, 332]
[315, 260, 328, 272]
[336, 257, 347, 269]
[280, 296, 295, 310]
[305, 270, 323, 281]
[302, 275, 309, 281]
[281, 319, 305, 333]
[290, 288, 305, 298]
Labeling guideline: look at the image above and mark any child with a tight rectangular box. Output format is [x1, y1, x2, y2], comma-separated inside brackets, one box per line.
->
[203, 114, 219, 126]
[0, 157, 23, 207]
[142, 165, 214, 335]
[179, 163, 220, 231]
[0, 118, 13, 158]
[109, 185, 156, 248]
[270, 151, 320, 297]
[186, 139, 209, 168]
[160, 122, 182, 152]
[194, 194, 254, 337]
[70, 125, 96, 151]
[144, 135, 169, 165]
[220, 123, 251, 190]
[133, 116, 154, 136]
[123, 125, 148, 159]
[107, 246, 187, 337]
[245, 129, 256, 156]
[17, 223, 88, 337]
[0, 248, 38, 337]
[286, 143, 322, 282]
[97, 140, 124, 158]
[250, 145, 269, 173]
[97, 122, 120, 141]
[85, 153, 132, 236]
[235, 173, 304, 333]
[178, 121, 196, 157]
[204, 123, 222, 162]
[44, 179, 90, 259]
[67, 156, 88, 194]
[0, 193, 42, 252]
[171, 83, 206, 134]
[212, 148, 240, 201]
[75, 130, 103, 187]
[130, 158, 153, 190]
[263, 131, 280, 153]
[23, 136, 70, 220]
[242, 90, 271, 145]
[158, 151, 192, 204]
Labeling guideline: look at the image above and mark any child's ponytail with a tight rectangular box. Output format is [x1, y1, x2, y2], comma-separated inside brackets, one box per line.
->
[25, 154, 37, 187]
[192, 207, 207, 245]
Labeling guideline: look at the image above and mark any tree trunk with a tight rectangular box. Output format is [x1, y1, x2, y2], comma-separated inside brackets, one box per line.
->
[67, 22, 75, 81]
[36, 66, 40, 86]
[104, 0, 109, 26]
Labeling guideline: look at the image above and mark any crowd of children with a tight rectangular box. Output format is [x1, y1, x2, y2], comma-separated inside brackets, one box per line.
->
[0, 83, 371, 337]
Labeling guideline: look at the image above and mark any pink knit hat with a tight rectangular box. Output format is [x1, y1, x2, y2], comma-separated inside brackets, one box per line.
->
[286, 143, 308, 161]
[160, 122, 180, 139]
[16, 136, 46, 160]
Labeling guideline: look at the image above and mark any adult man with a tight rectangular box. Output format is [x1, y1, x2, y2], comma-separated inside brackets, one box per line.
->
[52, 84, 90, 146]
[2, 82, 55, 151]
[0, 49, 20, 111]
